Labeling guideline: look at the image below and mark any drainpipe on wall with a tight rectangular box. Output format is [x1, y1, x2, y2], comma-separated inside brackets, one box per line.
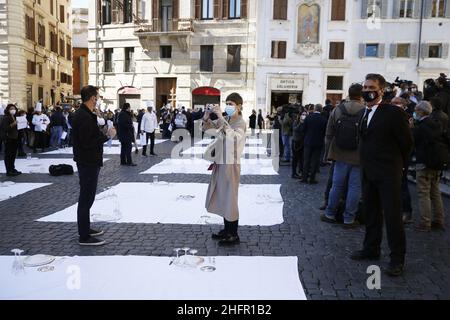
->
[417, 0, 424, 68]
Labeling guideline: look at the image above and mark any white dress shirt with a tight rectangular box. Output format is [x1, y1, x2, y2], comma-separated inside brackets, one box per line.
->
[141, 111, 158, 133]
[365, 104, 379, 127]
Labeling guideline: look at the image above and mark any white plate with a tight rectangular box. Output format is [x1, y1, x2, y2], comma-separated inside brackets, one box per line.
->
[23, 254, 55, 267]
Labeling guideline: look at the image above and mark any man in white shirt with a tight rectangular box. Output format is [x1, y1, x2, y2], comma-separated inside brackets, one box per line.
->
[140, 106, 158, 156]
[32, 107, 50, 153]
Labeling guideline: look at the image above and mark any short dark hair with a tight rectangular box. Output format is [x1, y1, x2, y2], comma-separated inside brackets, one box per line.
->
[325, 99, 332, 105]
[365, 73, 386, 89]
[430, 97, 442, 111]
[122, 102, 131, 110]
[226, 93, 243, 106]
[348, 83, 363, 100]
[80, 85, 99, 103]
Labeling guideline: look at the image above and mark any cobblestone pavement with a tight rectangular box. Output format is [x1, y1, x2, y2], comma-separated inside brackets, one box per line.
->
[0, 138, 449, 300]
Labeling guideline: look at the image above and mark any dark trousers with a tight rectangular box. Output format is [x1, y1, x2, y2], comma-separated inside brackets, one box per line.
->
[224, 218, 239, 236]
[120, 141, 132, 164]
[33, 131, 46, 151]
[142, 131, 155, 155]
[17, 130, 25, 155]
[303, 145, 322, 181]
[291, 141, 303, 175]
[77, 164, 100, 240]
[4, 139, 18, 173]
[323, 161, 335, 205]
[362, 171, 405, 264]
[401, 172, 412, 215]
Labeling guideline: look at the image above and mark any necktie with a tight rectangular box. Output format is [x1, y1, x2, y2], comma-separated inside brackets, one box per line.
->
[361, 108, 372, 134]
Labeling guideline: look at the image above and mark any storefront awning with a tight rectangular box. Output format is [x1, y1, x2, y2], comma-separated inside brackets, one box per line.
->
[192, 87, 220, 96]
[118, 86, 140, 95]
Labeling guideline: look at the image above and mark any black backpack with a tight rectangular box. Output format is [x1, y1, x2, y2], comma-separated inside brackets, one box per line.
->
[335, 104, 360, 150]
[49, 164, 74, 176]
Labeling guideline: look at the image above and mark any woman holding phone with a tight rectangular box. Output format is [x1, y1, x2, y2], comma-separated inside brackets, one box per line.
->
[202, 93, 247, 245]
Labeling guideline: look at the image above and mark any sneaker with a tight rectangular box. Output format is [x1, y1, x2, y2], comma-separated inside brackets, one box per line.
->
[78, 236, 105, 246]
[343, 220, 360, 229]
[89, 229, 104, 237]
[6, 171, 21, 177]
[211, 229, 227, 240]
[320, 213, 336, 224]
[383, 261, 405, 277]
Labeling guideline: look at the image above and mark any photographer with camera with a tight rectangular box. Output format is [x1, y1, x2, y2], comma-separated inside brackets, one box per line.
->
[202, 93, 247, 246]
[435, 74, 450, 117]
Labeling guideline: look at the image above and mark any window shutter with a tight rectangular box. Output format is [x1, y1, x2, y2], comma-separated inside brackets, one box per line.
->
[271, 41, 276, 58]
[390, 43, 397, 58]
[420, 43, 428, 58]
[442, 43, 449, 59]
[392, 0, 400, 18]
[446, 0, 450, 18]
[424, 0, 433, 18]
[222, 0, 229, 19]
[173, 0, 179, 30]
[281, 0, 288, 19]
[279, 41, 286, 58]
[381, 0, 389, 18]
[60, 5, 65, 23]
[195, 0, 201, 19]
[214, 0, 220, 19]
[378, 43, 385, 58]
[331, 0, 346, 21]
[241, 0, 247, 18]
[410, 44, 418, 58]
[413, 0, 421, 18]
[359, 43, 366, 58]
[361, 0, 368, 18]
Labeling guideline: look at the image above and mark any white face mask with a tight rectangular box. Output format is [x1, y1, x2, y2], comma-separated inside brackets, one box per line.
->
[10, 109, 16, 116]
[95, 99, 101, 109]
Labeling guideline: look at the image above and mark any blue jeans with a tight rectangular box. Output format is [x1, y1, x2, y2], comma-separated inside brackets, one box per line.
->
[282, 135, 291, 160]
[50, 126, 63, 147]
[325, 161, 361, 224]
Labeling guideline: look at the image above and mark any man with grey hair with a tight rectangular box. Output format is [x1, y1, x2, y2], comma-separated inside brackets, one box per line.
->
[412, 100, 447, 232]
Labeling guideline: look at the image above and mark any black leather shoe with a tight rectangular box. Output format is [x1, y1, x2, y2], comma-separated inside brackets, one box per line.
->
[218, 234, 240, 246]
[350, 250, 380, 261]
[320, 213, 336, 224]
[384, 262, 405, 277]
[211, 229, 227, 240]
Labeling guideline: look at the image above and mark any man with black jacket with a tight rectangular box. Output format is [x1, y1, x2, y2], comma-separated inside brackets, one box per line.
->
[117, 103, 136, 166]
[412, 101, 446, 232]
[72, 86, 116, 246]
[351, 74, 413, 277]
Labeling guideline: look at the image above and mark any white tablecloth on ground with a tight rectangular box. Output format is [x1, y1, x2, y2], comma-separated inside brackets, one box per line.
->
[140, 158, 278, 175]
[0, 255, 305, 300]
[42, 140, 167, 155]
[0, 182, 51, 202]
[0, 159, 108, 174]
[182, 146, 268, 156]
[38, 183, 284, 226]
[195, 138, 263, 145]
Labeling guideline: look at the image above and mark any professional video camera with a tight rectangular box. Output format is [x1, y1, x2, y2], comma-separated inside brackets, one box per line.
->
[393, 77, 414, 89]
[437, 73, 450, 88]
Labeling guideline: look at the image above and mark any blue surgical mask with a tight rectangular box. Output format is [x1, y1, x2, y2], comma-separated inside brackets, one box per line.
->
[413, 112, 421, 121]
[225, 105, 236, 117]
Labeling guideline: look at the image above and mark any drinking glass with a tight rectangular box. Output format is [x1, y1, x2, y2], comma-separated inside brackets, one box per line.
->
[11, 249, 25, 276]
[153, 175, 158, 184]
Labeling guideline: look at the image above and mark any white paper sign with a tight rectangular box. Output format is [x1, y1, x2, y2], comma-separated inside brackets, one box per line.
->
[16, 116, 28, 130]
[61, 131, 68, 140]
[139, 133, 146, 146]
[41, 124, 47, 131]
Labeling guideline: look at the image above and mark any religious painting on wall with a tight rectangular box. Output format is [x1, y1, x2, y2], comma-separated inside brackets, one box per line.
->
[297, 4, 320, 44]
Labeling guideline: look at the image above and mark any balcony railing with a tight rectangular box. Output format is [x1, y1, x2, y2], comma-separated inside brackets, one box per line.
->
[134, 18, 194, 34]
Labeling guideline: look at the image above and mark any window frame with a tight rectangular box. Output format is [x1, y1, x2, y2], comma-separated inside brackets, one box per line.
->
[329, 41, 345, 60]
[428, 44, 442, 58]
[365, 43, 379, 57]
[331, 0, 346, 21]
[201, 0, 214, 20]
[160, 46, 172, 59]
[229, 0, 242, 19]
[227, 44, 241, 72]
[399, 0, 414, 18]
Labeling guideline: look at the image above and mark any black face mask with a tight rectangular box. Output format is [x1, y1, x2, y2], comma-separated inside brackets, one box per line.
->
[362, 91, 379, 103]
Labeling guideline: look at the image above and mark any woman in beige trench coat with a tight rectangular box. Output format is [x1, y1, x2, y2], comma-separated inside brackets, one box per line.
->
[202, 93, 247, 245]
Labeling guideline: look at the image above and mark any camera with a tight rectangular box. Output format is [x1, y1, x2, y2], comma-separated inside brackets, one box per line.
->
[393, 77, 414, 89]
